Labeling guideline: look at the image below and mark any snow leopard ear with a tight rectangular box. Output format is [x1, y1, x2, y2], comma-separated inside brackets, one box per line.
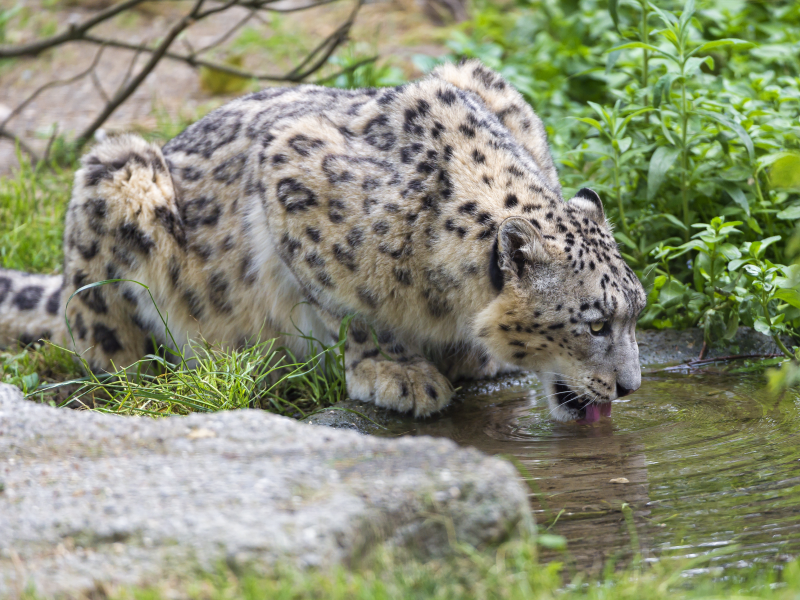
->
[490, 217, 550, 290]
[568, 188, 605, 223]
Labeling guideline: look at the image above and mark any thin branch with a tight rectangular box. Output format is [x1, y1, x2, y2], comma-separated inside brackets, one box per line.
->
[42, 124, 60, 164]
[74, 0, 207, 147]
[657, 353, 784, 372]
[91, 68, 111, 104]
[117, 40, 146, 92]
[0, 129, 40, 165]
[314, 54, 377, 84]
[286, 0, 363, 80]
[194, 0, 242, 20]
[0, 0, 363, 158]
[193, 8, 255, 56]
[0, 45, 107, 132]
[0, 0, 150, 58]
[247, 0, 341, 13]
[79, 0, 361, 83]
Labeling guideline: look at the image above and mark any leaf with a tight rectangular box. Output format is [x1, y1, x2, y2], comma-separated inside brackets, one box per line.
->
[650, 4, 678, 27]
[718, 221, 743, 230]
[647, 146, 681, 200]
[652, 73, 674, 108]
[608, 0, 620, 32]
[722, 183, 750, 216]
[21, 373, 39, 393]
[537, 534, 567, 550]
[684, 56, 713, 76]
[614, 231, 638, 250]
[754, 317, 772, 336]
[620, 106, 655, 129]
[724, 311, 740, 340]
[660, 280, 690, 307]
[718, 243, 742, 261]
[696, 110, 755, 162]
[777, 205, 800, 221]
[679, 0, 696, 28]
[610, 42, 673, 62]
[662, 213, 688, 231]
[746, 217, 763, 235]
[775, 289, 800, 309]
[757, 236, 782, 257]
[757, 151, 796, 170]
[606, 49, 622, 75]
[689, 39, 755, 57]
[575, 117, 606, 136]
[768, 154, 800, 190]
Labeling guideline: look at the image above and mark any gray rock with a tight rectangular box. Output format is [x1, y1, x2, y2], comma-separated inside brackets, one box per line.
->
[0, 384, 530, 597]
[636, 326, 788, 367]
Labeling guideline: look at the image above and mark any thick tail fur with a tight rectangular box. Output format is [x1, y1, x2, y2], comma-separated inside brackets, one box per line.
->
[0, 270, 65, 348]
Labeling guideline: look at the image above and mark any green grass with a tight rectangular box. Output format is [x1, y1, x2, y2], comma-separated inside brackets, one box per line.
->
[4, 279, 349, 417]
[43, 291, 350, 417]
[0, 152, 71, 274]
[76, 535, 800, 600]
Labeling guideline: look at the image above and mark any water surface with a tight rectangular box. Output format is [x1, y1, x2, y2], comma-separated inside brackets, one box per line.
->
[381, 370, 800, 572]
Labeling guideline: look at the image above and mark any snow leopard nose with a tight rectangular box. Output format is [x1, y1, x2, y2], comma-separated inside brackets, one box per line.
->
[616, 382, 635, 398]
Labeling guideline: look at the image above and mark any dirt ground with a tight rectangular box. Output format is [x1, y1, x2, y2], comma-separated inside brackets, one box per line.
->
[0, 0, 451, 174]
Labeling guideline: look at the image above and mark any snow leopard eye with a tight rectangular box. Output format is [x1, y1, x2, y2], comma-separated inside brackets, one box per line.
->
[589, 321, 609, 336]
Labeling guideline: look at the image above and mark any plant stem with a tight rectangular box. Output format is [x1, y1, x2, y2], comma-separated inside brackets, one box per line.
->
[772, 335, 794, 359]
[614, 146, 629, 235]
[640, 0, 650, 100]
[760, 293, 794, 358]
[680, 66, 690, 242]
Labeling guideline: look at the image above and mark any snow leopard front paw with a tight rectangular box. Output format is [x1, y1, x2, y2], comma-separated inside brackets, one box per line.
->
[347, 356, 454, 417]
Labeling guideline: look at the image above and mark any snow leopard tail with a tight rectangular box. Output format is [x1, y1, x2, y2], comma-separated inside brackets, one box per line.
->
[0, 270, 65, 348]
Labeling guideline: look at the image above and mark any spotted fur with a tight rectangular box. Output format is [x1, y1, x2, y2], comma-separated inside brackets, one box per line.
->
[0, 61, 646, 420]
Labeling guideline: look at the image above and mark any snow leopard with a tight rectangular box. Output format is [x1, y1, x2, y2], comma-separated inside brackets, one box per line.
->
[0, 60, 646, 422]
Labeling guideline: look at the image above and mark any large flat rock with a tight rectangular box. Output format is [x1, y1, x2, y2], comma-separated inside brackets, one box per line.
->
[0, 384, 530, 597]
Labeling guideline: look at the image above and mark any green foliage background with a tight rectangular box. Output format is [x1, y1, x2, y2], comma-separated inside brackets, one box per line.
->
[407, 0, 800, 356]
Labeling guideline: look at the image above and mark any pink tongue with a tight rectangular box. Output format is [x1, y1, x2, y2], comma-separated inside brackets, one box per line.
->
[577, 403, 612, 424]
[583, 404, 601, 423]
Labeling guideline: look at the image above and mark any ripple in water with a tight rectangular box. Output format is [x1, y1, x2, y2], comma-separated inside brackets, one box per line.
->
[380, 371, 800, 573]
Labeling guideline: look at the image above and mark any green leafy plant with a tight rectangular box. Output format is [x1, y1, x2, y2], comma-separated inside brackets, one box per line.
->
[648, 217, 799, 355]
[430, 0, 799, 363]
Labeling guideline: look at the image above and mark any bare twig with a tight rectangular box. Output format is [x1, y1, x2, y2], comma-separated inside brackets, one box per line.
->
[117, 40, 146, 92]
[79, 0, 361, 83]
[0, 129, 40, 165]
[75, 0, 208, 146]
[0, 0, 150, 58]
[315, 54, 377, 84]
[286, 0, 363, 80]
[0, 0, 363, 160]
[657, 353, 784, 372]
[0, 45, 106, 132]
[81, 34, 298, 81]
[91, 68, 111, 104]
[193, 8, 256, 56]
[42, 124, 60, 164]
[246, 0, 341, 13]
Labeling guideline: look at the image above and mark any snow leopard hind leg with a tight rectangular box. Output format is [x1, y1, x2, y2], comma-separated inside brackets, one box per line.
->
[61, 134, 189, 373]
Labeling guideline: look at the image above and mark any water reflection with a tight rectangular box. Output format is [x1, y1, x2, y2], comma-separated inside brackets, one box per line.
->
[379, 371, 800, 572]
